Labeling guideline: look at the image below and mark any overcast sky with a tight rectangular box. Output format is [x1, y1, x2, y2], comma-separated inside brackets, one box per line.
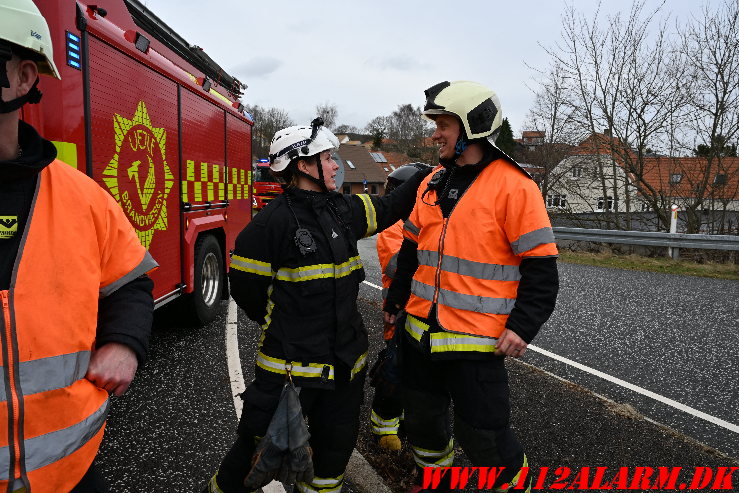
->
[144, 0, 701, 135]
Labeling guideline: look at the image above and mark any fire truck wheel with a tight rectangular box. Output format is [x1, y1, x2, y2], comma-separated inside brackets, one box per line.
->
[191, 234, 224, 324]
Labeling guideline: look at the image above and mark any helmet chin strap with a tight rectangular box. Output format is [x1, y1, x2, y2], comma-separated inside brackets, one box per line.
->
[0, 49, 43, 114]
[0, 77, 42, 113]
[295, 162, 330, 193]
[439, 130, 469, 168]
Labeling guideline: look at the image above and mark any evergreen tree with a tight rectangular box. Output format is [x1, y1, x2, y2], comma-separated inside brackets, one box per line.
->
[496, 118, 517, 158]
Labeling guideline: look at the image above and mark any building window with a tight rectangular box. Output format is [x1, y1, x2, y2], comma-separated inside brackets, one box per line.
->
[597, 196, 614, 211]
[346, 160, 355, 169]
[370, 184, 378, 194]
[570, 167, 583, 179]
[343, 184, 351, 194]
[714, 174, 727, 185]
[670, 173, 682, 184]
[369, 152, 387, 163]
[383, 167, 389, 172]
[546, 194, 567, 208]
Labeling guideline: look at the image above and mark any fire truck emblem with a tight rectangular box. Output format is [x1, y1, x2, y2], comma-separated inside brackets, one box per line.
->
[103, 101, 174, 249]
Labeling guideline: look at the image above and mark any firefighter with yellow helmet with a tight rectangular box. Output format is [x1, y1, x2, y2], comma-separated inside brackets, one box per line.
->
[384, 81, 559, 493]
[0, 0, 156, 490]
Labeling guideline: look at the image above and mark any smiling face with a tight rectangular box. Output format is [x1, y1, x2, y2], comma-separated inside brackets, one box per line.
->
[297, 150, 339, 191]
[318, 151, 339, 191]
[431, 114, 461, 160]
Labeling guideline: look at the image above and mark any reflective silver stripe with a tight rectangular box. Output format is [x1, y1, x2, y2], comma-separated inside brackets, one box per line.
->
[404, 219, 420, 236]
[371, 409, 400, 435]
[351, 352, 367, 380]
[430, 333, 498, 353]
[0, 351, 91, 402]
[438, 288, 515, 314]
[404, 315, 428, 342]
[296, 475, 343, 493]
[417, 250, 521, 281]
[410, 279, 435, 302]
[0, 398, 109, 479]
[384, 253, 399, 280]
[256, 352, 334, 380]
[275, 256, 363, 282]
[412, 439, 455, 468]
[511, 227, 555, 255]
[412, 279, 514, 314]
[100, 250, 159, 297]
[357, 194, 377, 237]
[230, 255, 273, 276]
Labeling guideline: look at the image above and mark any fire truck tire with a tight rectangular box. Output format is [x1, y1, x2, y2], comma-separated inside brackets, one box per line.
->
[191, 234, 225, 325]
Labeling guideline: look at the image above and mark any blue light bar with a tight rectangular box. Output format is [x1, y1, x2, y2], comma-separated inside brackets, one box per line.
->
[66, 31, 81, 71]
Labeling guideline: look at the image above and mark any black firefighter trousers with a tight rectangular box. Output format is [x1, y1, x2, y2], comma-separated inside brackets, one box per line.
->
[401, 337, 526, 491]
[213, 364, 365, 493]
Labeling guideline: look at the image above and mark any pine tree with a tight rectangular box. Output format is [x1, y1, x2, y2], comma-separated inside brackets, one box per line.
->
[496, 118, 517, 158]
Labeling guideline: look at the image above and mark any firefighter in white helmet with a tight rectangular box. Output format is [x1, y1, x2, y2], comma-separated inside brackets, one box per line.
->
[0, 1, 156, 490]
[205, 118, 431, 493]
[384, 81, 559, 493]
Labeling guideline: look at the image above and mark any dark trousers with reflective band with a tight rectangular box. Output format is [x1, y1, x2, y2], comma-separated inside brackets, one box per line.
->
[370, 337, 403, 436]
[214, 364, 365, 493]
[401, 336, 525, 490]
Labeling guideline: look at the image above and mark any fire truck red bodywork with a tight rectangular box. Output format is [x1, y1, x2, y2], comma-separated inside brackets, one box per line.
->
[24, 1, 253, 321]
[252, 163, 282, 210]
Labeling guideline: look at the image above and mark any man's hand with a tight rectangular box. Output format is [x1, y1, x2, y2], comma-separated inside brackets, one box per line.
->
[383, 305, 400, 325]
[85, 343, 139, 396]
[495, 329, 528, 358]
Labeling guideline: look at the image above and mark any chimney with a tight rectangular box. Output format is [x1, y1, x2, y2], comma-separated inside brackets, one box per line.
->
[603, 128, 611, 137]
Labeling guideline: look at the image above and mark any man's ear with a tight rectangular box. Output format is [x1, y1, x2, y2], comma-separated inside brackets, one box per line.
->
[15, 59, 38, 99]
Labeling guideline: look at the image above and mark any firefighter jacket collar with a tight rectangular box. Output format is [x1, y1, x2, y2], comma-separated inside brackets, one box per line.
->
[0, 120, 56, 182]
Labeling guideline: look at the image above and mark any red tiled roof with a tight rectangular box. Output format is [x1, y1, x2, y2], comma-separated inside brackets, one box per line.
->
[640, 156, 739, 200]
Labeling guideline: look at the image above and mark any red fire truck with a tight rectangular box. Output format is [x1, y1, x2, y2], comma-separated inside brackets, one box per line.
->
[252, 159, 283, 210]
[25, 0, 254, 323]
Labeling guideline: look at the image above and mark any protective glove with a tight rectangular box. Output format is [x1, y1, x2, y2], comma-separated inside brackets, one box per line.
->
[243, 381, 314, 490]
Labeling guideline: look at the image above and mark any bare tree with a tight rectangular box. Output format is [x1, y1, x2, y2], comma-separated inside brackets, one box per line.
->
[365, 116, 389, 149]
[676, 0, 739, 233]
[246, 104, 294, 159]
[333, 124, 359, 134]
[549, 1, 689, 230]
[523, 61, 583, 200]
[315, 102, 338, 130]
[387, 104, 430, 155]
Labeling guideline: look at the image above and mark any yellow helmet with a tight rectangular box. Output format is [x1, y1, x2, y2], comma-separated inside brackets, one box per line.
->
[423, 80, 502, 143]
[0, 0, 60, 80]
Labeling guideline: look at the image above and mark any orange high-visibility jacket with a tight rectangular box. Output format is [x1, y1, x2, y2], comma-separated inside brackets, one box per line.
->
[377, 220, 404, 340]
[403, 159, 558, 339]
[377, 220, 404, 299]
[0, 160, 156, 492]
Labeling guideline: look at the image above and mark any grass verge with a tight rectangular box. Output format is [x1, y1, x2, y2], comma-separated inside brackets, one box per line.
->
[558, 251, 739, 280]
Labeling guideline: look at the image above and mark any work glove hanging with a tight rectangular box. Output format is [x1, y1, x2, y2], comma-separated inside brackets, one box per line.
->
[243, 380, 314, 490]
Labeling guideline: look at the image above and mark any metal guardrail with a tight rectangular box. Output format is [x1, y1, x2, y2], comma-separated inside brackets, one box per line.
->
[553, 227, 739, 252]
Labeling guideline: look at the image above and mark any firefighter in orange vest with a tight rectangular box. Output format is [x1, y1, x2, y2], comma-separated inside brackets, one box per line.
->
[0, 1, 157, 491]
[369, 163, 430, 452]
[384, 81, 559, 493]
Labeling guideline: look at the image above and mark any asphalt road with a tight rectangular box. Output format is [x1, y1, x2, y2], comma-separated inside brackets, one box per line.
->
[96, 237, 739, 492]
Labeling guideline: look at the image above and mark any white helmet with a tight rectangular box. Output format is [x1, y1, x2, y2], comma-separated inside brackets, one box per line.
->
[0, 0, 61, 80]
[268, 118, 340, 172]
[423, 80, 502, 146]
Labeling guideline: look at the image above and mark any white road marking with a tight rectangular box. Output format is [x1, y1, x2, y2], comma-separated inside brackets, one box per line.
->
[226, 298, 245, 418]
[361, 280, 739, 434]
[226, 299, 286, 493]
